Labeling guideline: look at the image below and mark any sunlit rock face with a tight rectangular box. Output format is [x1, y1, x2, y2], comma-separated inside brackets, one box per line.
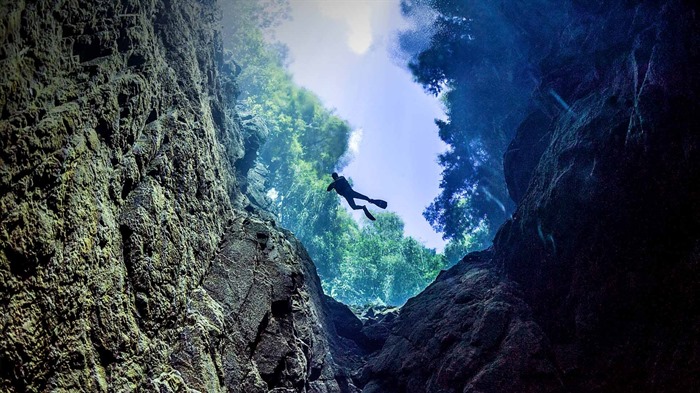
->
[0, 1, 361, 391]
[362, 1, 699, 392]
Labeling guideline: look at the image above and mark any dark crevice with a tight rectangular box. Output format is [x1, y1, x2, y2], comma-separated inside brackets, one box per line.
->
[121, 178, 134, 201]
[271, 298, 292, 317]
[261, 356, 287, 389]
[309, 366, 322, 382]
[119, 224, 134, 270]
[145, 109, 157, 124]
[255, 231, 269, 250]
[249, 311, 270, 358]
[211, 102, 225, 131]
[31, 171, 56, 191]
[208, 344, 226, 388]
[95, 118, 112, 143]
[117, 93, 129, 107]
[126, 131, 135, 147]
[5, 247, 39, 279]
[117, 28, 131, 52]
[73, 36, 111, 63]
[94, 338, 117, 368]
[127, 53, 146, 67]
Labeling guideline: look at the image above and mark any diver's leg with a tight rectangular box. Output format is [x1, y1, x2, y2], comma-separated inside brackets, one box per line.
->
[363, 207, 376, 220]
[351, 190, 384, 207]
[344, 195, 364, 210]
[349, 190, 371, 202]
[344, 194, 375, 220]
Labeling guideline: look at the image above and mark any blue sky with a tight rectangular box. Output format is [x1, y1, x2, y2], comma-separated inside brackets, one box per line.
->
[273, 0, 447, 251]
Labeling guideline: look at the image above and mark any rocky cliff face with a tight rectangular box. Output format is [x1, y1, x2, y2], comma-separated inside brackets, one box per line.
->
[0, 1, 362, 392]
[2, 1, 698, 392]
[362, 1, 699, 392]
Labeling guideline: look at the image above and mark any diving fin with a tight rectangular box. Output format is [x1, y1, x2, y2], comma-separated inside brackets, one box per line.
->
[372, 199, 387, 209]
[364, 208, 376, 221]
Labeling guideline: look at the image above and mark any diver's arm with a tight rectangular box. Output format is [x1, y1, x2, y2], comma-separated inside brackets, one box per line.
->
[326, 182, 335, 192]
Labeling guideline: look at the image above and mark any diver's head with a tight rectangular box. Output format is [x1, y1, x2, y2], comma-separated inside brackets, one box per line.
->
[332, 172, 339, 180]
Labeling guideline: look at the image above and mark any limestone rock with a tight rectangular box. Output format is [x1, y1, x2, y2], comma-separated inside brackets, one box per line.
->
[0, 1, 358, 392]
[355, 306, 399, 351]
[503, 110, 553, 204]
[362, 1, 699, 392]
[361, 252, 561, 393]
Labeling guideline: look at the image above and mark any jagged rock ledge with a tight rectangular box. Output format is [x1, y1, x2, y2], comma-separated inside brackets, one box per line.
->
[0, 1, 366, 391]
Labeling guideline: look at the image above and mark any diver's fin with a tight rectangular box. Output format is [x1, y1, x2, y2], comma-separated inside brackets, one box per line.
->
[372, 199, 387, 209]
[364, 208, 376, 221]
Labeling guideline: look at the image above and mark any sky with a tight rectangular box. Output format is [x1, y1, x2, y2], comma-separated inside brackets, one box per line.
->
[273, 0, 448, 251]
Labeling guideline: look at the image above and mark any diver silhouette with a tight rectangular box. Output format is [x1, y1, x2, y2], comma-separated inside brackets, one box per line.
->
[326, 172, 387, 221]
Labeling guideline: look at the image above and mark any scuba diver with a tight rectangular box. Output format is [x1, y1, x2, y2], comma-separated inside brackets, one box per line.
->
[326, 172, 387, 221]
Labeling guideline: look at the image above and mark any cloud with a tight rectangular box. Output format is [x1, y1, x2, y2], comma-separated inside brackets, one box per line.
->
[336, 128, 363, 170]
[314, 0, 375, 54]
[348, 128, 363, 156]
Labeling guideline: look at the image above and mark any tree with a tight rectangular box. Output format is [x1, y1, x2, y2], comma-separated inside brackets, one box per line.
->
[400, 0, 537, 244]
[329, 213, 446, 306]
[222, 2, 447, 306]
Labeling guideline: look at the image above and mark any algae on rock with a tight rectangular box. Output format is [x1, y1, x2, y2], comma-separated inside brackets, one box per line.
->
[0, 1, 362, 391]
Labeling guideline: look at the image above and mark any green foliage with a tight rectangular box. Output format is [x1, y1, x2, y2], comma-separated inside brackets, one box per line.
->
[222, 2, 447, 306]
[328, 213, 446, 306]
[443, 218, 490, 266]
[400, 0, 537, 243]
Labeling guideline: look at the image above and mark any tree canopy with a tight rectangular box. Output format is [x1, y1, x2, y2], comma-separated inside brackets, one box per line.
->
[222, 0, 448, 306]
[400, 0, 539, 244]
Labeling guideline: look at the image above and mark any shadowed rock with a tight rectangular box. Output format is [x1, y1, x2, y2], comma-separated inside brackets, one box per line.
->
[361, 251, 562, 393]
[361, 1, 699, 392]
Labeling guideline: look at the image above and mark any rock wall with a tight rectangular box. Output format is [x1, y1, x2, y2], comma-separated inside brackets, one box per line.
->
[361, 251, 561, 393]
[362, 1, 699, 392]
[3, 0, 698, 392]
[0, 1, 359, 392]
[495, 1, 700, 390]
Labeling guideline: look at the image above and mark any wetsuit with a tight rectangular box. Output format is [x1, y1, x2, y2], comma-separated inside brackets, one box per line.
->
[326, 176, 372, 210]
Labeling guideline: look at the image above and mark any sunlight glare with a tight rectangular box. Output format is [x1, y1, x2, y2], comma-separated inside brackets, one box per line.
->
[314, 0, 374, 54]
